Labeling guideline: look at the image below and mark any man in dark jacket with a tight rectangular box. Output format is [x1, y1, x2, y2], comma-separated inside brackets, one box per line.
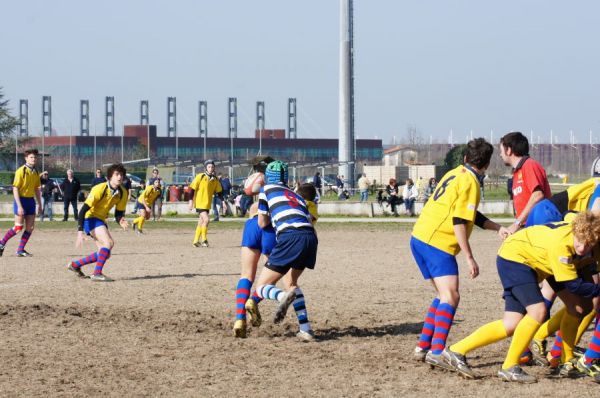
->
[91, 168, 106, 187]
[61, 169, 81, 221]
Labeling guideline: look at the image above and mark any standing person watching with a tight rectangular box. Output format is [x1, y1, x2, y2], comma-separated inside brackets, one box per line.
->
[358, 173, 371, 202]
[91, 168, 105, 188]
[61, 169, 81, 221]
[40, 171, 55, 221]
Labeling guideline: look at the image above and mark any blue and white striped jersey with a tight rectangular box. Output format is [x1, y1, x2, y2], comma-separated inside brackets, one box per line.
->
[258, 184, 314, 235]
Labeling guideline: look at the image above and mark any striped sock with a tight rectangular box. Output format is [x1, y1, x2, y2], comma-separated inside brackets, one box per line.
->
[0, 227, 18, 246]
[292, 287, 311, 333]
[94, 247, 111, 275]
[584, 322, 600, 364]
[550, 331, 563, 359]
[72, 252, 98, 268]
[251, 291, 263, 304]
[17, 231, 31, 253]
[431, 302, 456, 355]
[418, 297, 440, 350]
[235, 278, 252, 321]
[256, 285, 284, 301]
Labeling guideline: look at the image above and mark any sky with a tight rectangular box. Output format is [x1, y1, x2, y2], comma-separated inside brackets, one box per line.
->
[2, 0, 600, 145]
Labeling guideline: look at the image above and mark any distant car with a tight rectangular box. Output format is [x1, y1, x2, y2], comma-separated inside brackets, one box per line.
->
[126, 174, 142, 189]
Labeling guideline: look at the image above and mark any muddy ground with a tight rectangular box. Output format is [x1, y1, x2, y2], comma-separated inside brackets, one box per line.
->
[0, 223, 598, 397]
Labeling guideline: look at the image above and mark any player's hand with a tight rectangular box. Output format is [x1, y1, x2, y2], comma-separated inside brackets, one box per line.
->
[188, 200, 194, 211]
[507, 222, 521, 235]
[145, 206, 151, 213]
[37, 205, 43, 216]
[119, 218, 129, 231]
[17, 206, 24, 216]
[467, 257, 479, 279]
[75, 231, 84, 248]
[498, 226, 511, 240]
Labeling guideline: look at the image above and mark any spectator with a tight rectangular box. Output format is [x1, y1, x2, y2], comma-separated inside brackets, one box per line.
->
[423, 177, 437, 201]
[40, 171, 55, 221]
[91, 168, 106, 187]
[61, 169, 81, 221]
[358, 173, 371, 202]
[313, 172, 323, 196]
[335, 175, 344, 198]
[402, 178, 419, 216]
[385, 178, 402, 216]
[220, 174, 233, 216]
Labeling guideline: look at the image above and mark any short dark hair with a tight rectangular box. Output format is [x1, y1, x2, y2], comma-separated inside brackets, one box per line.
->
[107, 163, 126, 179]
[297, 183, 317, 202]
[24, 149, 38, 157]
[500, 132, 529, 157]
[464, 138, 494, 169]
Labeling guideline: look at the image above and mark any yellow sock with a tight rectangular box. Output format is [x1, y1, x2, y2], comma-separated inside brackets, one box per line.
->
[503, 315, 541, 369]
[138, 217, 146, 231]
[561, 312, 582, 363]
[534, 307, 565, 341]
[575, 309, 596, 344]
[201, 225, 207, 241]
[450, 320, 508, 355]
[134, 216, 143, 227]
[193, 226, 202, 244]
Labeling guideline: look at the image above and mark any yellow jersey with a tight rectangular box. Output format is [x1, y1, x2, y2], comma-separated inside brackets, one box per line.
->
[566, 178, 600, 211]
[412, 165, 481, 255]
[498, 221, 600, 282]
[138, 186, 161, 207]
[189, 173, 222, 210]
[13, 165, 41, 197]
[84, 182, 128, 221]
[306, 200, 318, 224]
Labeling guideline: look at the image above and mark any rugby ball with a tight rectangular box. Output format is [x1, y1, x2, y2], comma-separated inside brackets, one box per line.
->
[244, 172, 265, 195]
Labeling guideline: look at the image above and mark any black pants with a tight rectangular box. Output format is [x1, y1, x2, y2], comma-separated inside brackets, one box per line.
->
[63, 198, 78, 221]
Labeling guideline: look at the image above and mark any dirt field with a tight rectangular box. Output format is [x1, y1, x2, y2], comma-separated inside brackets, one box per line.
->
[1, 223, 598, 397]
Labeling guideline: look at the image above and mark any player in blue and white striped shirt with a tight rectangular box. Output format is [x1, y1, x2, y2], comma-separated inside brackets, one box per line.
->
[253, 160, 318, 341]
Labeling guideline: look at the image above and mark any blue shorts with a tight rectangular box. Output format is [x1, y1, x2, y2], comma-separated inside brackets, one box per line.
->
[83, 217, 107, 235]
[241, 217, 276, 255]
[525, 199, 562, 227]
[497, 256, 544, 314]
[265, 229, 318, 274]
[410, 236, 458, 279]
[15, 197, 36, 216]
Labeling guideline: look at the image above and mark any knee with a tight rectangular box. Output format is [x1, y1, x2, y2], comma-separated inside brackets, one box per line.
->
[528, 304, 547, 324]
[439, 290, 460, 306]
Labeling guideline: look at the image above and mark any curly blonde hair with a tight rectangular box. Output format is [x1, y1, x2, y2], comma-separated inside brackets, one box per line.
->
[572, 211, 600, 246]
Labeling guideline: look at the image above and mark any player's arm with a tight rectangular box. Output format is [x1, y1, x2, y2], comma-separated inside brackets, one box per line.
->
[188, 177, 199, 210]
[115, 189, 129, 229]
[509, 188, 545, 233]
[453, 221, 479, 279]
[257, 190, 270, 228]
[473, 211, 511, 239]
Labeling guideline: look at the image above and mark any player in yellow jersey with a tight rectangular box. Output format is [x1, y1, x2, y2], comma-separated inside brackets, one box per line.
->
[445, 212, 600, 383]
[132, 178, 162, 234]
[411, 138, 510, 369]
[0, 149, 42, 257]
[297, 183, 318, 225]
[524, 178, 600, 366]
[66, 163, 129, 282]
[188, 160, 222, 247]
